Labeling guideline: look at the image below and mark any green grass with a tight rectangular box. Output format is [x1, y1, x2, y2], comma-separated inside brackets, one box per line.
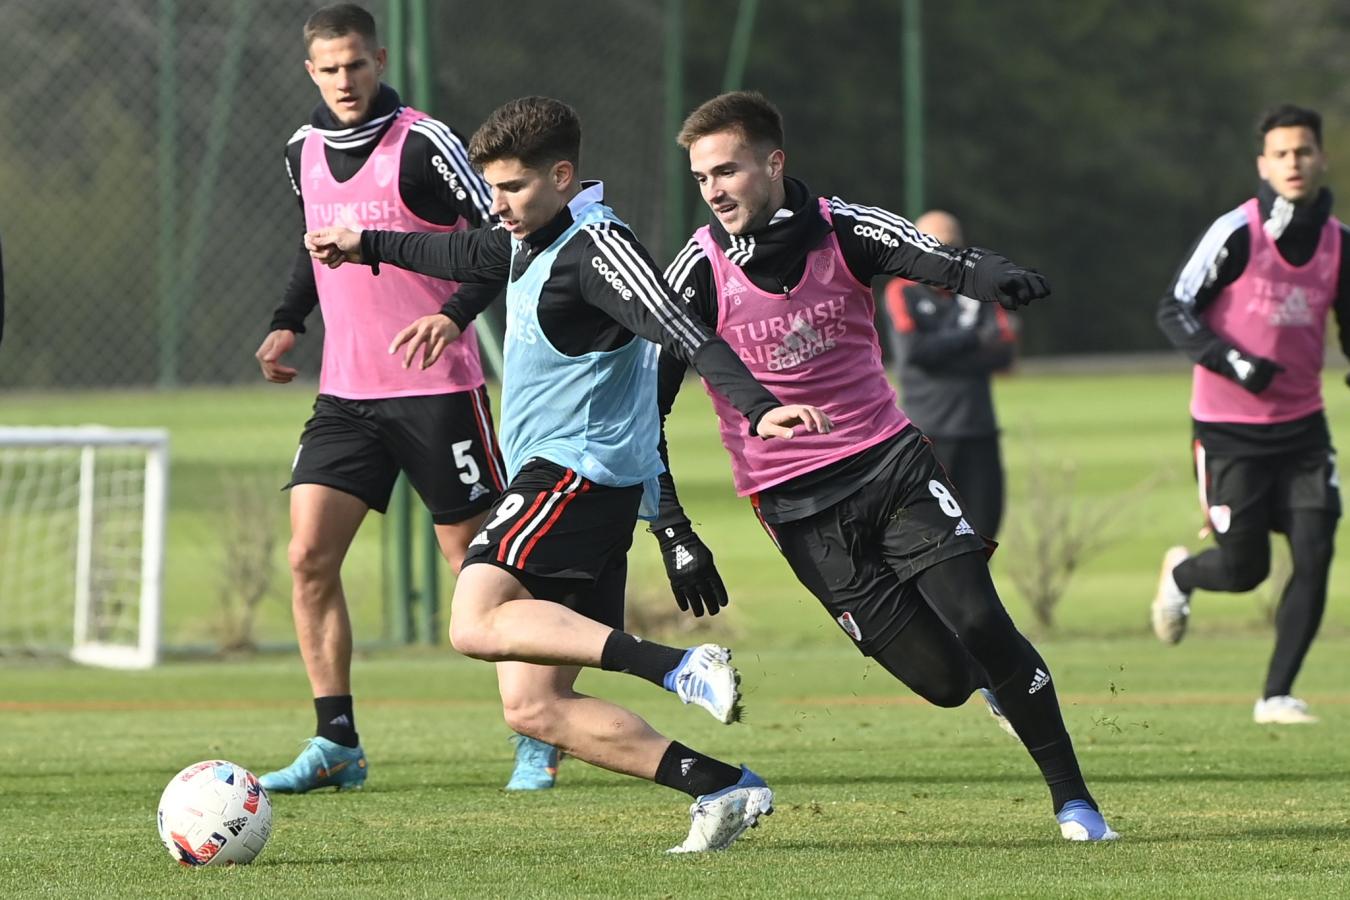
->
[2, 639, 1349, 897]
[3, 369, 1350, 896]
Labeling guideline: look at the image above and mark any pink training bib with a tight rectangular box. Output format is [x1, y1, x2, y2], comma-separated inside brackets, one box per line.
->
[301, 107, 484, 399]
[696, 198, 911, 496]
[1191, 197, 1341, 424]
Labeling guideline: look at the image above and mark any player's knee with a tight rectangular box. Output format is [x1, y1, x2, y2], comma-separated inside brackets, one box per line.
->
[448, 616, 505, 661]
[287, 539, 340, 592]
[501, 696, 559, 742]
[1220, 551, 1269, 592]
[910, 679, 972, 709]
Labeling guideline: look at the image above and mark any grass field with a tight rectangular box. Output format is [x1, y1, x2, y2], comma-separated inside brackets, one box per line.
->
[3, 368, 1350, 896]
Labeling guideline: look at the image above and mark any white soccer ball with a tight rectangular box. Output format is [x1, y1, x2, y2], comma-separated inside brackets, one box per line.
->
[156, 760, 272, 866]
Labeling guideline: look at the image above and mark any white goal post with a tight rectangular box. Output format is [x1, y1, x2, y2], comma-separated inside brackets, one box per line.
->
[0, 426, 169, 669]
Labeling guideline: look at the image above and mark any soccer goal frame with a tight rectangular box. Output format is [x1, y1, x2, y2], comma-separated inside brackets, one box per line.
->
[0, 426, 169, 669]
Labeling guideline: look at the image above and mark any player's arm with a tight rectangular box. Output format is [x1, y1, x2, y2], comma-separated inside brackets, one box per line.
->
[829, 197, 1048, 309]
[390, 126, 506, 368]
[1155, 218, 1278, 392]
[648, 241, 728, 616]
[577, 225, 827, 439]
[258, 138, 318, 383]
[305, 220, 511, 283]
[1334, 224, 1350, 382]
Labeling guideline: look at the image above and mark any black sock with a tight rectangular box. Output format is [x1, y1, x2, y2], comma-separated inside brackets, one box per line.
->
[988, 667, 1094, 814]
[653, 741, 743, 798]
[314, 695, 359, 748]
[600, 631, 687, 688]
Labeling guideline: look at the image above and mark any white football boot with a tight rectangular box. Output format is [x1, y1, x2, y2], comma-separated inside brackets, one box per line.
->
[1253, 695, 1319, 725]
[668, 766, 774, 853]
[1151, 546, 1192, 644]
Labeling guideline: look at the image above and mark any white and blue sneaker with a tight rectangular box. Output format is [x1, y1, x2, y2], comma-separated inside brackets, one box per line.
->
[662, 644, 742, 724]
[978, 688, 1020, 740]
[504, 734, 561, 791]
[668, 766, 774, 853]
[259, 736, 367, 794]
[1057, 800, 1120, 841]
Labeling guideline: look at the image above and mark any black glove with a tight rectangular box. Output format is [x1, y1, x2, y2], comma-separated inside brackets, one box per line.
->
[1343, 372, 1349, 389]
[652, 520, 729, 617]
[969, 250, 1051, 310]
[1223, 347, 1282, 394]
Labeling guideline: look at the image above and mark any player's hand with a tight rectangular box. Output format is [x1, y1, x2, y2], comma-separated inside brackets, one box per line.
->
[992, 266, 1050, 310]
[971, 252, 1051, 309]
[755, 404, 832, 439]
[390, 314, 463, 370]
[652, 520, 729, 617]
[1225, 348, 1282, 394]
[304, 227, 364, 268]
[1343, 372, 1349, 389]
[255, 329, 298, 383]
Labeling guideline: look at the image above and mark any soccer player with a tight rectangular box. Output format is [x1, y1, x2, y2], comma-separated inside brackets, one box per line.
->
[305, 95, 831, 852]
[884, 210, 1016, 539]
[1154, 104, 1349, 724]
[255, 4, 561, 795]
[653, 91, 1117, 841]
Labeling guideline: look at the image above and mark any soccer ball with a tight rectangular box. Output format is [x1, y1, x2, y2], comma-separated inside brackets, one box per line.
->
[156, 760, 272, 866]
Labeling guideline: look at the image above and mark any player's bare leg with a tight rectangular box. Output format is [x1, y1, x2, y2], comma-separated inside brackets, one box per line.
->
[289, 483, 367, 697]
[495, 659, 771, 851]
[437, 511, 565, 789]
[496, 661, 668, 777]
[433, 511, 487, 574]
[260, 484, 369, 793]
[450, 563, 742, 723]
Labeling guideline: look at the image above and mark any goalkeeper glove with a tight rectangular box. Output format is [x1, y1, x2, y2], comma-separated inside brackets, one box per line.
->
[651, 520, 729, 617]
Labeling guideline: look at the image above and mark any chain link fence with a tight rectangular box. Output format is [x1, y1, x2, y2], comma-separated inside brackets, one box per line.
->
[0, 0, 668, 390]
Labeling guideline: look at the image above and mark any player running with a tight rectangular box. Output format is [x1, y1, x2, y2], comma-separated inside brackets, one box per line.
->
[305, 95, 831, 852]
[653, 91, 1118, 842]
[254, 4, 560, 795]
[1154, 103, 1349, 724]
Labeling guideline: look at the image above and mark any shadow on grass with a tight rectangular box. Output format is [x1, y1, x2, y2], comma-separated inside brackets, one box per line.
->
[785, 769, 1350, 788]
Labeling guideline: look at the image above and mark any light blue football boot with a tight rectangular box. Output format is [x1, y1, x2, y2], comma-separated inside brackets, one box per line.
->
[1056, 800, 1120, 841]
[662, 644, 742, 724]
[259, 736, 367, 794]
[504, 734, 561, 791]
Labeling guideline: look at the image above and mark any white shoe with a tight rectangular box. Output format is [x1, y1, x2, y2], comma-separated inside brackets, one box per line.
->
[1151, 546, 1191, 644]
[1253, 695, 1318, 725]
[663, 644, 742, 724]
[977, 688, 1020, 740]
[668, 766, 774, 853]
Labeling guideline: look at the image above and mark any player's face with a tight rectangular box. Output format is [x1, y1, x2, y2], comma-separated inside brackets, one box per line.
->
[305, 34, 387, 127]
[688, 129, 785, 235]
[483, 158, 572, 239]
[1257, 126, 1327, 203]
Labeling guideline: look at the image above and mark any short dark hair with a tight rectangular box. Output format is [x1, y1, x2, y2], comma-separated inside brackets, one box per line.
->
[1258, 103, 1322, 149]
[304, 4, 378, 54]
[468, 97, 582, 170]
[677, 91, 784, 152]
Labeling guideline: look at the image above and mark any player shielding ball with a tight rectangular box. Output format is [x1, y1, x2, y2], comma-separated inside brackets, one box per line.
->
[306, 96, 831, 852]
[254, 3, 560, 794]
[654, 91, 1118, 842]
[1154, 104, 1349, 724]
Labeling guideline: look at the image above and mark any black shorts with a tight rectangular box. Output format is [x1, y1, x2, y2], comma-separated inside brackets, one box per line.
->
[1195, 440, 1341, 541]
[757, 433, 990, 656]
[287, 389, 507, 524]
[461, 458, 642, 629]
